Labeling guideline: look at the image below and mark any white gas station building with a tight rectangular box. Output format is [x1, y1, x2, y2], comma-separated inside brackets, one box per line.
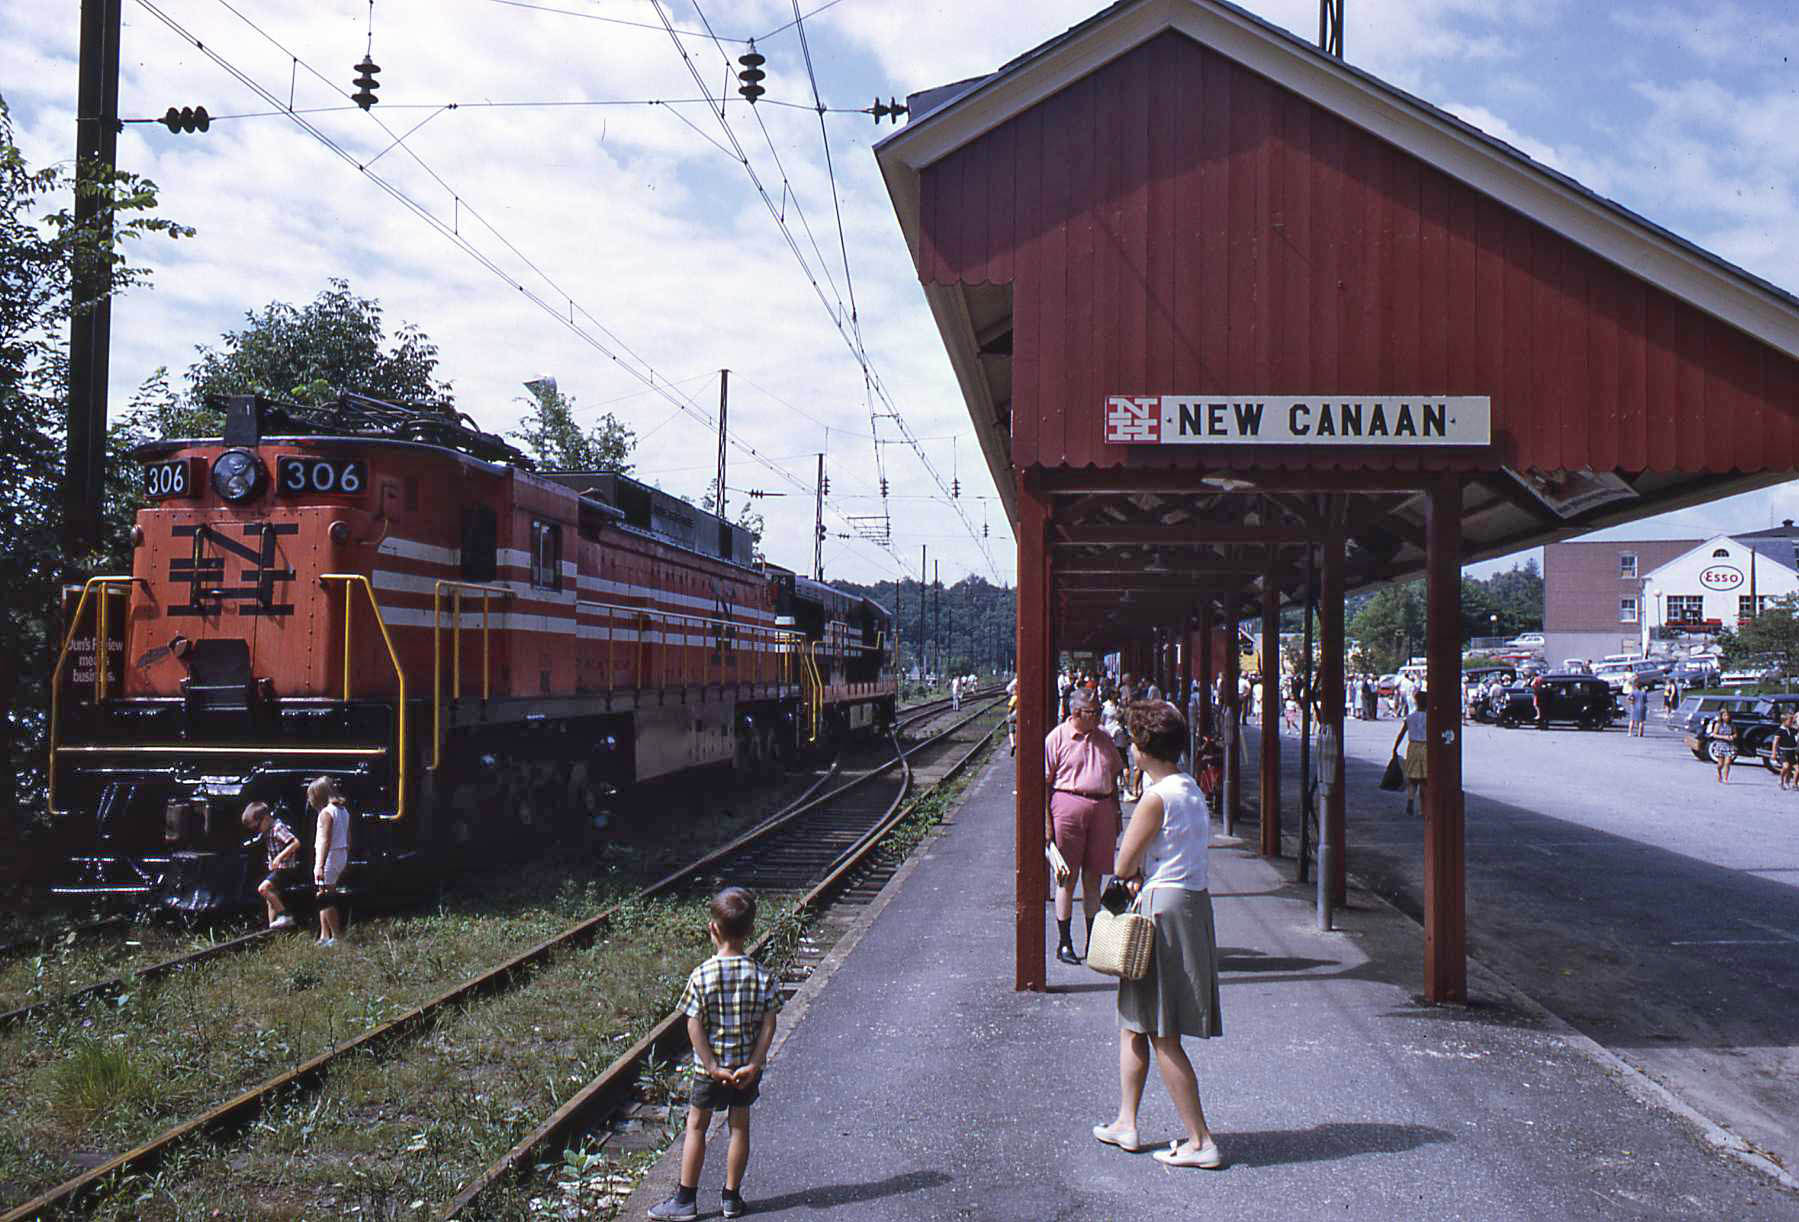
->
[1638, 531, 1799, 655]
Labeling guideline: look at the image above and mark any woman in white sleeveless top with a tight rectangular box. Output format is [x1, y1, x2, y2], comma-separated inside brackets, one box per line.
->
[1091, 700, 1224, 1170]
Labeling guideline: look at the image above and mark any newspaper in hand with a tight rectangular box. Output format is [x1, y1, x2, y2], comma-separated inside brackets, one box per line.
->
[1045, 839, 1070, 882]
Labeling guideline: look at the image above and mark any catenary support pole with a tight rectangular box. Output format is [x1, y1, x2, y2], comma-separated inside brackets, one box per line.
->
[1320, 499, 1347, 912]
[813, 453, 825, 581]
[1425, 476, 1468, 1002]
[65, 0, 123, 555]
[716, 369, 729, 521]
[1015, 475, 1051, 991]
[918, 546, 927, 681]
[1260, 562, 1282, 856]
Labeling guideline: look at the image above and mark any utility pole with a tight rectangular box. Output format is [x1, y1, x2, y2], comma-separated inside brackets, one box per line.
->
[1319, 0, 1344, 57]
[947, 571, 955, 676]
[918, 546, 927, 680]
[813, 453, 825, 581]
[934, 560, 942, 680]
[65, 0, 123, 555]
[715, 369, 729, 520]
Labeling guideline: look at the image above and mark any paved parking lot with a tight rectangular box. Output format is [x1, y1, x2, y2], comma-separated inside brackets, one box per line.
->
[1308, 706, 1799, 1177]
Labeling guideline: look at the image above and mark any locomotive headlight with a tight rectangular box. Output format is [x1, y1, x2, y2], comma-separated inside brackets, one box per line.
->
[210, 448, 265, 502]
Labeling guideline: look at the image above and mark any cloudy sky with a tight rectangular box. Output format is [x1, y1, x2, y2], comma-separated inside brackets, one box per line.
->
[9, 0, 1799, 588]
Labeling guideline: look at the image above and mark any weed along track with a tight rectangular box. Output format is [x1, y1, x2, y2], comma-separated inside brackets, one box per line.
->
[0, 696, 1001, 1219]
[0, 692, 970, 1037]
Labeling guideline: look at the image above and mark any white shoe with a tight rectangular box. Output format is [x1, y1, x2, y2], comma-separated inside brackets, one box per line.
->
[269, 914, 295, 930]
[317, 937, 337, 948]
[1093, 1122, 1143, 1152]
[1154, 1138, 1224, 1169]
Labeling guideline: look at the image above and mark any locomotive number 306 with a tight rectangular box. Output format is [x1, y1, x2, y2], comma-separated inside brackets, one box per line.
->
[143, 458, 197, 499]
[277, 457, 366, 496]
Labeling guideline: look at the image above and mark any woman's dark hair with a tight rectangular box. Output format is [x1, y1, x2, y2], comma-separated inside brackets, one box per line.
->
[710, 886, 757, 940]
[1125, 700, 1187, 763]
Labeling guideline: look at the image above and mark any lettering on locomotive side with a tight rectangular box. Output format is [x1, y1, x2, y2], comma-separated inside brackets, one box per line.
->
[1103, 395, 1490, 446]
[168, 522, 299, 617]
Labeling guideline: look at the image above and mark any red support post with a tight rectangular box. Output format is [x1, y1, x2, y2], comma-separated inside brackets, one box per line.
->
[1320, 502, 1347, 907]
[1222, 589, 1242, 836]
[1424, 476, 1468, 1002]
[1196, 601, 1214, 750]
[1260, 565, 1282, 856]
[1015, 474, 1052, 992]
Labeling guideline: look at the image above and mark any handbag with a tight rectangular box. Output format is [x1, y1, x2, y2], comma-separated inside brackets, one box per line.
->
[1379, 753, 1405, 791]
[1087, 889, 1154, 980]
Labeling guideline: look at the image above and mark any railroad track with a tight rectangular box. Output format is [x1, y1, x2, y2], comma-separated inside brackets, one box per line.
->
[2, 697, 1004, 1220]
[0, 916, 127, 963]
[0, 691, 988, 1035]
[439, 705, 1003, 1217]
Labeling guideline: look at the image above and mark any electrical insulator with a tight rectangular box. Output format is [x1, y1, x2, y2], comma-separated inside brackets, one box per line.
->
[737, 41, 766, 104]
[952, 478, 960, 498]
[161, 106, 210, 133]
[880, 478, 889, 496]
[352, 56, 381, 110]
[983, 523, 990, 538]
[821, 475, 830, 495]
[817, 525, 828, 540]
[871, 96, 909, 125]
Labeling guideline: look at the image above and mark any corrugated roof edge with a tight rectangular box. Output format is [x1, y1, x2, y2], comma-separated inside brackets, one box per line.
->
[876, 0, 1799, 315]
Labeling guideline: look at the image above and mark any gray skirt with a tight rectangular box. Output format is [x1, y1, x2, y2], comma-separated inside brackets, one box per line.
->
[1117, 886, 1222, 1039]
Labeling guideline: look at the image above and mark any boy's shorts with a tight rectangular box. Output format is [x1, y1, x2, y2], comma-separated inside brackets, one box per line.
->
[260, 866, 300, 894]
[690, 1074, 761, 1111]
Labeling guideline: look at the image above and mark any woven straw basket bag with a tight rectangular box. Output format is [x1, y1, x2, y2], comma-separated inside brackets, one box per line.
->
[1087, 901, 1154, 980]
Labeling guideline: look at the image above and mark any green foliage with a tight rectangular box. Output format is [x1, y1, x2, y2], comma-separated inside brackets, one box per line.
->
[509, 378, 634, 473]
[0, 95, 191, 830]
[51, 1039, 155, 1125]
[1714, 594, 1799, 675]
[1346, 559, 1544, 674]
[831, 573, 1016, 678]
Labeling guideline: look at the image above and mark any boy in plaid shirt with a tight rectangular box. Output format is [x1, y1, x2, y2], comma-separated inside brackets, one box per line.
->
[650, 887, 782, 1221]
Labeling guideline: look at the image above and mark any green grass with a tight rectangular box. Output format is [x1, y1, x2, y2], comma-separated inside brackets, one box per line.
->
[50, 1038, 159, 1128]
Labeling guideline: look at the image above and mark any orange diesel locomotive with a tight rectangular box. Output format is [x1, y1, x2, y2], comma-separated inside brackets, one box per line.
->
[50, 394, 895, 910]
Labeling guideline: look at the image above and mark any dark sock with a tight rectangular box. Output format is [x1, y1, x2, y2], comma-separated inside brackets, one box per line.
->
[1085, 913, 1096, 945]
[723, 1187, 743, 1202]
[1056, 917, 1073, 948]
[675, 1185, 698, 1205]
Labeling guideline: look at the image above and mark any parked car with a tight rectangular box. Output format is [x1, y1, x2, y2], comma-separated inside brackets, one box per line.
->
[1507, 632, 1545, 648]
[1732, 695, 1799, 772]
[1376, 673, 1398, 697]
[1560, 658, 1594, 675]
[1492, 676, 1617, 730]
[1721, 662, 1783, 687]
[1676, 694, 1763, 761]
[1667, 661, 1717, 689]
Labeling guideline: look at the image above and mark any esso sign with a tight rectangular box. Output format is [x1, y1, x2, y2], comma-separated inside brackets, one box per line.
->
[1699, 565, 1744, 591]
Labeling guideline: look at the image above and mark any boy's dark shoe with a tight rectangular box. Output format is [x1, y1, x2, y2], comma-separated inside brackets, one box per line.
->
[647, 1195, 699, 1221]
[722, 1192, 748, 1218]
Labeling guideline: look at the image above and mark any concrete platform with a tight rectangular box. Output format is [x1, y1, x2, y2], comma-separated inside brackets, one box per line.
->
[626, 753, 1799, 1220]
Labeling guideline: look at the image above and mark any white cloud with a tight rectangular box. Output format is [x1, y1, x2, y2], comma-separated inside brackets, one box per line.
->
[10, 0, 1799, 588]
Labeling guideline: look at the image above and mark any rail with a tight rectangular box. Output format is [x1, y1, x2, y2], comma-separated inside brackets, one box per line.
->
[46, 575, 137, 815]
[431, 580, 513, 771]
[318, 574, 408, 822]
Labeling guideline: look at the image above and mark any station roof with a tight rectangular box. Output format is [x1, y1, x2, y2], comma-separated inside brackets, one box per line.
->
[875, 0, 1799, 642]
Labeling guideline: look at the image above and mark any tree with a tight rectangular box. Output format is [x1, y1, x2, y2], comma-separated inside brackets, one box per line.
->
[122, 278, 454, 443]
[508, 378, 633, 473]
[1, 96, 192, 833]
[1346, 581, 1426, 675]
[1715, 596, 1799, 677]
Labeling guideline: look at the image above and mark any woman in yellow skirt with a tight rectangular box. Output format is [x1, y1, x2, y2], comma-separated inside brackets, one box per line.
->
[1390, 689, 1431, 816]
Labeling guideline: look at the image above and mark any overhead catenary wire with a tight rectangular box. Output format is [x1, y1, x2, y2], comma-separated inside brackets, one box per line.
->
[660, 1, 1007, 576]
[136, 0, 913, 583]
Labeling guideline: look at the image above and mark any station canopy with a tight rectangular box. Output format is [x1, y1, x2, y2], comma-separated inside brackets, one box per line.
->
[875, 0, 1799, 642]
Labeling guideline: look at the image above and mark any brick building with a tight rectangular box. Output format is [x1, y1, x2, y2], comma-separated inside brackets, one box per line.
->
[1545, 522, 1799, 663]
[1543, 539, 1698, 665]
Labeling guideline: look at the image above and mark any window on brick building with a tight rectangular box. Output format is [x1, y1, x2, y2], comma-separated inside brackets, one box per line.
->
[1619, 553, 1637, 578]
[1619, 597, 1637, 623]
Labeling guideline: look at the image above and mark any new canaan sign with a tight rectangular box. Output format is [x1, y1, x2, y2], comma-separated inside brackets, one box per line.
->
[1103, 396, 1491, 446]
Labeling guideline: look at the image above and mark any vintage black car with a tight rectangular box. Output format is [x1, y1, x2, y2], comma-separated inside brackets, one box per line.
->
[1698, 694, 1799, 769]
[1491, 675, 1617, 730]
[1678, 694, 1766, 761]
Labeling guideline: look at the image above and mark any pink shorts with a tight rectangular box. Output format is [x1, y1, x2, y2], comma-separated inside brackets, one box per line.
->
[1050, 793, 1120, 876]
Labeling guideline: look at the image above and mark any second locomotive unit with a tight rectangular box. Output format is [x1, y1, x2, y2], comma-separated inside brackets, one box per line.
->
[48, 393, 896, 911]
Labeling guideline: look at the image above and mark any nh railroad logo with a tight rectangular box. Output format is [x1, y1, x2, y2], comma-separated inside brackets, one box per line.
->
[1104, 397, 1161, 443]
[169, 522, 298, 617]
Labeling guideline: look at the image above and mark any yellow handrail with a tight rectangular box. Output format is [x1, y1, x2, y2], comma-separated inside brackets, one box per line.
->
[46, 576, 138, 815]
[574, 598, 800, 692]
[431, 580, 512, 771]
[319, 574, 408, 822]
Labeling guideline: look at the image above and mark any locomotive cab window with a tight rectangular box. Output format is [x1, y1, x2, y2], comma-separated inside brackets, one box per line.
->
[531, 519, 562, 590]
[461, 506, 497, 582]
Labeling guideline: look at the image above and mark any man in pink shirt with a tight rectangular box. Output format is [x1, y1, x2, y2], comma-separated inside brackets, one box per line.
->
[1045, 688, 1126, 964]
